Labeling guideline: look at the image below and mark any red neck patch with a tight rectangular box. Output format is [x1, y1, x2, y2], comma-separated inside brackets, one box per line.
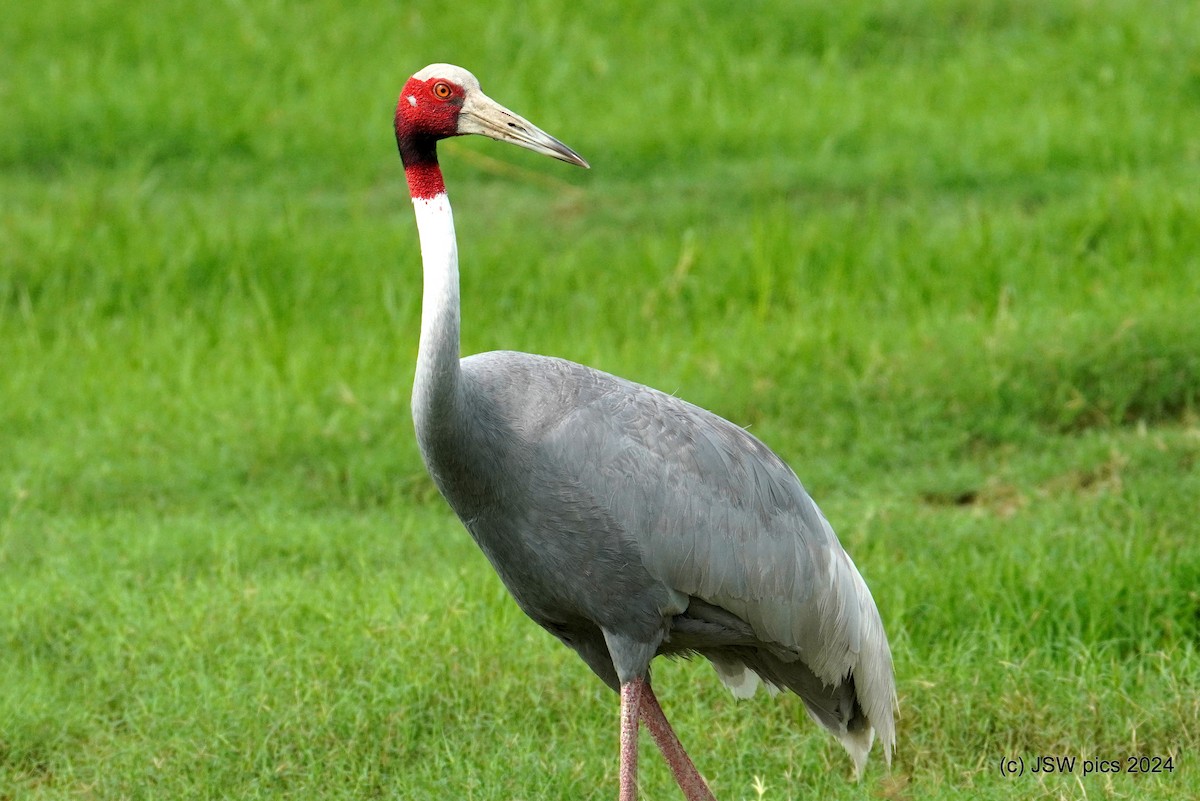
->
[403, 158, 446, 200]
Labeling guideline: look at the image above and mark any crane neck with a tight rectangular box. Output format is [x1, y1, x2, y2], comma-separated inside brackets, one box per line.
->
[400, 134, 447, 200]
[410, 186, 463, 439]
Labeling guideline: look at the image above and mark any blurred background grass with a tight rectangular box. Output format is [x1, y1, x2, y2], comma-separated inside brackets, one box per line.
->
[2, 1, 1199, 799]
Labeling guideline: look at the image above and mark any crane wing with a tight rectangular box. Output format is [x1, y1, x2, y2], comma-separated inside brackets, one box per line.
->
[520, 356, 894, 755]
[461, 351, 895, 762]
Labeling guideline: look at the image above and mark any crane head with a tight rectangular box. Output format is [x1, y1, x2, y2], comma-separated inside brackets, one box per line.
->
[395, 64, 589, 169]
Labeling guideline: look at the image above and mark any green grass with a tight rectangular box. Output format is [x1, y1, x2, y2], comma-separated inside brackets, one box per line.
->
[3, 0, 1199, 798]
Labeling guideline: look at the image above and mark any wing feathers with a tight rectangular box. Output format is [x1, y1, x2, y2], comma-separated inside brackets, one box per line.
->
[468, 353, 896, 763]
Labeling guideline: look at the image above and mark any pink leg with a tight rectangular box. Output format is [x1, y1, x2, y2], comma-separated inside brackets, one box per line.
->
[619, 678, 644, 801]
[639, 684, 716, 801]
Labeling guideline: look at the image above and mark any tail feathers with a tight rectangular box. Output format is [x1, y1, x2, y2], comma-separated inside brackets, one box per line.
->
[801, 700, 876, 780]
[706, 649, 888, 779]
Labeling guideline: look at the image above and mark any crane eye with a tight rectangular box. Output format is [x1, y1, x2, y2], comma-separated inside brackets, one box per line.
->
[432, 81, 453, 99]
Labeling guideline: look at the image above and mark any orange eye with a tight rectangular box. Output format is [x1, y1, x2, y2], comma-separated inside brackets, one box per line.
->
[432, 81, 453, 99]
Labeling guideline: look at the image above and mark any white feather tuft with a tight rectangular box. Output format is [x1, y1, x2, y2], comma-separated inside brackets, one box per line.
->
[711, 661, 761, 700]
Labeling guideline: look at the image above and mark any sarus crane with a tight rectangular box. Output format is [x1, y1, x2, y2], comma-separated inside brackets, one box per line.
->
[395, 63, 896, 801]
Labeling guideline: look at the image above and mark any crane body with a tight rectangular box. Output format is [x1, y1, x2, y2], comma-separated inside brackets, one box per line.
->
[397, 63, 896, 801]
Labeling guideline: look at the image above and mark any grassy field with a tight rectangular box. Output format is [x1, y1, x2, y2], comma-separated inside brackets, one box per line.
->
[3, 0, 1200, 798]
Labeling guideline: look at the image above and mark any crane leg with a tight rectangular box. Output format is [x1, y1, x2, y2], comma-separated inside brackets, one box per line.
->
[618, 676, 717, 801]
[619, 678, 643, 801]
[639, 681, 717, 801]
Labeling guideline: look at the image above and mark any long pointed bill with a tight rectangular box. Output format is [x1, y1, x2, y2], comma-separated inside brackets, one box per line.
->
[458, 93, 590, 169]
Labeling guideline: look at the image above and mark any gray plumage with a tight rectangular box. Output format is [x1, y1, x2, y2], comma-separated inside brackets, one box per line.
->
[415, 350, 895, 772]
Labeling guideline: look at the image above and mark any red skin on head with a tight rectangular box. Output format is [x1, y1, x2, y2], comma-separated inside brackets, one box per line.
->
[394, 76, 465, 199]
